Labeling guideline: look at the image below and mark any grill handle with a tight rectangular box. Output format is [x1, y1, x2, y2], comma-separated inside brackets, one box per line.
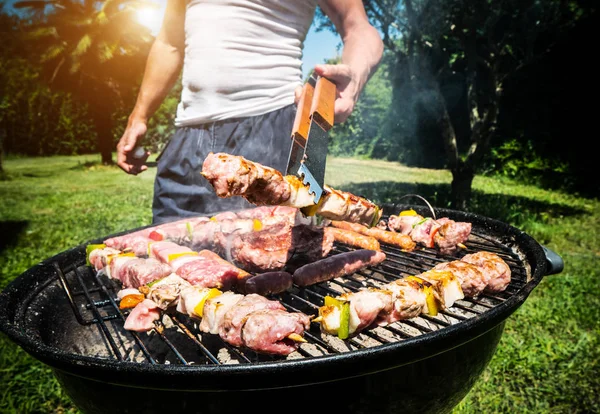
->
[542, 245, 564, 276]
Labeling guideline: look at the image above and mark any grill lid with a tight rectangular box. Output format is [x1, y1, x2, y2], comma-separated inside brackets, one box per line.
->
[0, 204, 558, 390]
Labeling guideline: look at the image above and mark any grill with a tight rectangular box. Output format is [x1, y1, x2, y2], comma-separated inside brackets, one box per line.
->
[55, 225, 526, 365]
[0, 203, 563, 414]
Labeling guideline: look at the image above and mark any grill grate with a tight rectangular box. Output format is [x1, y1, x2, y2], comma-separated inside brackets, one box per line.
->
[55, 227, 528, 366]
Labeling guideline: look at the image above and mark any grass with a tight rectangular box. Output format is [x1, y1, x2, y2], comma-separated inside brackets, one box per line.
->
[1, 154, 598, 413]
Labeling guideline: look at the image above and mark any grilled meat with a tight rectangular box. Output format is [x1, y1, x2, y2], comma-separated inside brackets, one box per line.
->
[386, 211, 471, 253]
[201, 152, 382, 227]
[433, 260, 489, 298]
[461, 251, 511, 293]
[329, 220, 416, 251]
[292, 249, 386, 287]
[227, 222, 334, 273]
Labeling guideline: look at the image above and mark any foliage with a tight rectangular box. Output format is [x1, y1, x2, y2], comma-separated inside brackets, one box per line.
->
[0, 155, 598, 413]
[316, 0, 599, 204]
[13, 0, 154, 163]
[328, 56, 393, 158]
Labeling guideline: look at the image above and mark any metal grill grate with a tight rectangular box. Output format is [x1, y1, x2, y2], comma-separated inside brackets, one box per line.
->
[55, 226, 528, 366]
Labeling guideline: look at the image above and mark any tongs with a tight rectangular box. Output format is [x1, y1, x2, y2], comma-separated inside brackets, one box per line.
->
[286, 73, 336, 204]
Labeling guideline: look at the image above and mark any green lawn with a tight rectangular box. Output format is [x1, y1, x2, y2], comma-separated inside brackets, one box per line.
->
[0, 154, 598, 413]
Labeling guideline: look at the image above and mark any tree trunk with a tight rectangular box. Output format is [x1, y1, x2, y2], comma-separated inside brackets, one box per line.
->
[91, 108, 114, 165]
[0, 128, 5, 178]
[450, 163, 474, 210]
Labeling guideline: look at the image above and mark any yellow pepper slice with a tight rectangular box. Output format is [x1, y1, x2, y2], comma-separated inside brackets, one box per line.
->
[253, 219, 263, 231]
[193, 288, 222, 318]
[399, 209, 418, 216]
[166, 251, 198, 262]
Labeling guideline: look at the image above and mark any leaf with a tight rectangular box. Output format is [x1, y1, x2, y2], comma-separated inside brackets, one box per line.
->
[40, 43, 66, 62]
[72, 34, 92, 57]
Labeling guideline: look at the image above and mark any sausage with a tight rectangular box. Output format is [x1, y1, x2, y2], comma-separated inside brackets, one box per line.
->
[243, 271, 293, 295]
[293, 249, 387, 287]
[324, 227, 381, 251]
[330, 221, 416, 251]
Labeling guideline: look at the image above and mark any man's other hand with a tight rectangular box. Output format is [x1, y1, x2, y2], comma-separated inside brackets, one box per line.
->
[116, 120, 150, 175]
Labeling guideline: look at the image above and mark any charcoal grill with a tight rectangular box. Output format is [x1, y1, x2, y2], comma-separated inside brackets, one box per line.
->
[0, 204, 564, 414]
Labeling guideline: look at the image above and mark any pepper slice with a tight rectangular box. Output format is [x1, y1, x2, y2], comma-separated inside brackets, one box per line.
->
[85, 243, 106, 266]
[399, 209, 418, 216]
[406, 276, 439, 316]
[369, 206, 381, 228]
[166, 251, 198, 263]
[324, 296, 351, 339]
[193, 288, 223, 318]
[119, 294, 145, 310]
[252, 219, 263, 231]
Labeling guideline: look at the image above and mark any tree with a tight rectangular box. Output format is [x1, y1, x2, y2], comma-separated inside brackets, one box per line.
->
[13, 0, 154, 164]
[316, 0, 592, 208]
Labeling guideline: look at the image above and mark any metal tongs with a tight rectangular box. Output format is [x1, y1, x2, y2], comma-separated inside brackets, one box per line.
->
[286, 73, 336, 204]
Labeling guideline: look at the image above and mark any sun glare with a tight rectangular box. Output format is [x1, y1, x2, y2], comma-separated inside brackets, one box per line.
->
[135, 7, 161, 35]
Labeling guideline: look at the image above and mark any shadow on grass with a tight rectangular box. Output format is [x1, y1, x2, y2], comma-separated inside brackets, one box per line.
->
[69, 161, 157, 171]
[0, 220, 28, 255]
[339, 181, 587, 224]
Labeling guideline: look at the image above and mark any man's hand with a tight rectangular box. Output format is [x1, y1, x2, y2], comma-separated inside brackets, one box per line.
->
[314, 63, 357, 124]
[116, 119, 150, 175]
[293, 63, 358, 124]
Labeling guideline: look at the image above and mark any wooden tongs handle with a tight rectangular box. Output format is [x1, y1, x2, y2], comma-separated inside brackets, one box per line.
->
[291, 76, 336, 145]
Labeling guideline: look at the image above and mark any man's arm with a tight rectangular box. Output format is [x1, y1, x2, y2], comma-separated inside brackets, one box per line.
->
[312, 0, 383, 123]
[116, 0, 186, 175]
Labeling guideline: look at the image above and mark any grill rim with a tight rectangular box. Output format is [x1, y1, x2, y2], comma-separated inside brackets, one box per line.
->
[0, 205, 551, 390]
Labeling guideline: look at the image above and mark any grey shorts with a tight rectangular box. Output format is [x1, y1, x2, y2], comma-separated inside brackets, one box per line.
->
[152, 104, 296, 224]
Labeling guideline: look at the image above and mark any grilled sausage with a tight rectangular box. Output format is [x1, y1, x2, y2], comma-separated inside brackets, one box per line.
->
[324, 227, 381, 251]
[242, 271, 293, 295]
[293, 249, 387, 287]
[330, 221, 416, 251]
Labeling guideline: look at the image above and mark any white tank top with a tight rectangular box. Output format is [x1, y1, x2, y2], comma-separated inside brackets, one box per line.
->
[175, 0, 318, 127]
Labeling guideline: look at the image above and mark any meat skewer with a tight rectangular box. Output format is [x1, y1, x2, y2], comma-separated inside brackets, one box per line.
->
[385, 209, 472, 254]
[201, 152, 383, 227]
[315, 251, 510, 339]
[125, 287, 310, 356]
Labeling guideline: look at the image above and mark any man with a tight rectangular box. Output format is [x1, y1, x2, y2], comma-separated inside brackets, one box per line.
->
[116, 0, 383, 224]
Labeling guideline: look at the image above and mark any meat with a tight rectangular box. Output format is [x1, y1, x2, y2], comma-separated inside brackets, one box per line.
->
[416, 269, 464, 309]
[107, 255, 172, 288]
[227, 222, 334, 273]
[324, 227, 381, 250]
[461, 251, 511, 293]
[242, 271, 293, 295]
[123, 299, 161, 332]
[195, 292, 310, 355]
[329, 220, 416, 251]
[386, 211, 472, 253]
[201, 151, 292, 204]
[141, 274, 191, 310]
[434, 218, 472, 254]
[88, 246, 120, 271]
[199, 292, 244, 335]
[433, 261, 490, 298]
[292, 249, 387, 287]
[218, 294, 285, 347]
[201, 152, 383, 227]
[242, 310, 311, 355]
[175, 250, 250, 291]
